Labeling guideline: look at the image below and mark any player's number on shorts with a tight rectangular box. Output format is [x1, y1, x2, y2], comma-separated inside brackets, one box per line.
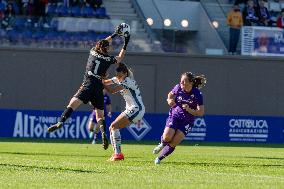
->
[127, 109, 135, 114]
[94, 60, 101, 74]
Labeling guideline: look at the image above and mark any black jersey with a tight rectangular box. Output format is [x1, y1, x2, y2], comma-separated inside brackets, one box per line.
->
[82, 49, 116, 87]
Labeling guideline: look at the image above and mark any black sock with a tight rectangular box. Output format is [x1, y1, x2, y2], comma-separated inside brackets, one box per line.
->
[97, 119, 106, 133]
[60, 107, 73, 123]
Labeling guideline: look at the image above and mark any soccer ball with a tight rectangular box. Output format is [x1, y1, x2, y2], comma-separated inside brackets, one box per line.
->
[119, 23, 131, 37]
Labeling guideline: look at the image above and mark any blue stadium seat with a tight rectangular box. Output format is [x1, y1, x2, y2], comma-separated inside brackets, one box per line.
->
[43, 31, 61, 47]
[44, 31, 57, 41]
[56, 5, 69, 17]
[14, 17, 27, 30]
[73, 32, 83, 41]
[162, 40, 174, 52]
[71, 6, 81, 17]
[0, 28, 7, 42]
[22, 30, 33, 45]
[60, 32, 72, 41]
[0, 2, 5, 11]
[47, 4, 57, 16]
[81, 6, 95, 17]
[32, 31, 45, 41]
[176, 44, 187, 53]
[7, 30, 21, 43]
[95, 7, 108, 18]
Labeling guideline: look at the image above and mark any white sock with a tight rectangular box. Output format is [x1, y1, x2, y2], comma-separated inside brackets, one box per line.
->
[112, 129, 121, 154]
[110, 131, 115, 151]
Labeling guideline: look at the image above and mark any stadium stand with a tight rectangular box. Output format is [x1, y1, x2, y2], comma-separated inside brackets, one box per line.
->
[201, 0, 284, 54]
[0, 0, 228, 54]
[3, 0, 283, 54]
[0, 0, 158, 52]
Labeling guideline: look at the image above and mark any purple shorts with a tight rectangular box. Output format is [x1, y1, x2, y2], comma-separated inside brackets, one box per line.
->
[165, 116, 193, 136]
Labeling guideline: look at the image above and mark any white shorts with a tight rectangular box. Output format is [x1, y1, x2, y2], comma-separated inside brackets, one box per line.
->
[123, 106, 145, 123]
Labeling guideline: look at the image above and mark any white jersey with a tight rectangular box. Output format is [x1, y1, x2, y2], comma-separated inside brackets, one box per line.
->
[112, 77, 144, 109]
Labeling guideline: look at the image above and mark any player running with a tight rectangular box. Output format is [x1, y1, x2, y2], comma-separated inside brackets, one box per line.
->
[103, 63, 145, 161]
[47, 24, 130, 150]
[88, 89, 112, 144]
[153, 72, 206, 164]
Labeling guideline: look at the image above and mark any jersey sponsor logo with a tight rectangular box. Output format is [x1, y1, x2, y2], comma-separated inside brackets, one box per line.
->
[177, 96, 183, 102]
[177, 95, 193, 104]
[127, 118, 151, 141]
[13, 111, 89, 139]
[228, 119, 269, 142]
[90, 50, 111, 61]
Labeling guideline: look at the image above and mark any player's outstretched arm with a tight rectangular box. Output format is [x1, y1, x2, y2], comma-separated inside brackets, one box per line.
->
[104, 85, 124, 94]
[105, 25, 123, 43]
[102, 79, 113, 86]
[116, 35, 130, 64]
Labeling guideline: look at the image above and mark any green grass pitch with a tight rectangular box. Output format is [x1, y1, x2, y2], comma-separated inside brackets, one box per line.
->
[0, 140, 284, 189]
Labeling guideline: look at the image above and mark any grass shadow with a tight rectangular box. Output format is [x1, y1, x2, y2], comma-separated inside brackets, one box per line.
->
[0, 163, 105, 173]
[243, 156, 284, 161]
[162, 161, 284, 168]
[0, 151, 107, 158]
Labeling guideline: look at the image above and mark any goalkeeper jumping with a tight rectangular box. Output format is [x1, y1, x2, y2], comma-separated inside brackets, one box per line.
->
[47, 24, 130, 150]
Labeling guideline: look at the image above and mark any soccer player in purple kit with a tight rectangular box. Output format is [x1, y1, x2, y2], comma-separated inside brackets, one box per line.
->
[153, 72, 206, 165]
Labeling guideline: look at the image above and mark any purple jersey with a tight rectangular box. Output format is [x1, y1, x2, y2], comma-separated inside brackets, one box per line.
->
[169, 84, 203, 125]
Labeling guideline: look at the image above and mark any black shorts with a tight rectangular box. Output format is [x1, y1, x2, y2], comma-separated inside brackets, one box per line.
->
[74, 84, 104, 110]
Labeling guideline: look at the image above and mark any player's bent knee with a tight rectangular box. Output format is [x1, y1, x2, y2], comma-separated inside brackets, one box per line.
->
[110, 122, 119, 130]
[163, 135, 172, 143]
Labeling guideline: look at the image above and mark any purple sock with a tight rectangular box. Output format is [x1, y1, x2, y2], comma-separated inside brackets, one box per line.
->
[160, 136, 168, 146]
[158, 144, 175, 161]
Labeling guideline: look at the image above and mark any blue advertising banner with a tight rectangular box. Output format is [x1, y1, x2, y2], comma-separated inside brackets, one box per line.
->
[0, 109, 284, 143]
[242, 26, 284, 57]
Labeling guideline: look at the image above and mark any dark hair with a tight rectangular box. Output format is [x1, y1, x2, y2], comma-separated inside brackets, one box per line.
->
[95, 40, 109, 54]
[116, 63, 134, 79]
[182, 72, 206, 89]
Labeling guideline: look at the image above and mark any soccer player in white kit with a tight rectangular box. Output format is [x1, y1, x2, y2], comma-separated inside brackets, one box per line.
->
[103, 63, 145, 161]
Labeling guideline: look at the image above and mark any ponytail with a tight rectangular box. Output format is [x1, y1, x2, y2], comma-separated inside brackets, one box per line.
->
[193, 74, 206, 89]
[182, 72, 207, 89]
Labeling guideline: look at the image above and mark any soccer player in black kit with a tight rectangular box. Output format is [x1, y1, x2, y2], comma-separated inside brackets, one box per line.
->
[47, 25, 130, 150]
